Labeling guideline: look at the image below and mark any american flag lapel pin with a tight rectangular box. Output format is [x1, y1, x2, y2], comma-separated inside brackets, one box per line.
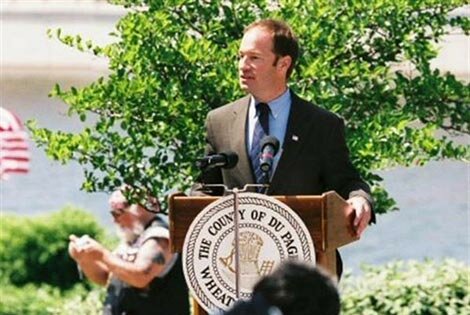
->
[292, 134, 299, 141]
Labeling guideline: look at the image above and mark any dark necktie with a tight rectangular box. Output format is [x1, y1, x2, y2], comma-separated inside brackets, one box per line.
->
[250, 102, 270, 185]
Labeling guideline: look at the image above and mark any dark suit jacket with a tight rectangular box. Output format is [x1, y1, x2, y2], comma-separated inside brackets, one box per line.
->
[195, 93, 373, 209]
[192, 92, 375, 279]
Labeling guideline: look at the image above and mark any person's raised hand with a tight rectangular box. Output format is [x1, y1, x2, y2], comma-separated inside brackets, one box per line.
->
[76, 236, 108, 260]
[68, 234, 87, 260]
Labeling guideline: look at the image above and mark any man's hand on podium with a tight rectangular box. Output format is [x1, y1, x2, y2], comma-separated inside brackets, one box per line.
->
[347, 196, 372, 237]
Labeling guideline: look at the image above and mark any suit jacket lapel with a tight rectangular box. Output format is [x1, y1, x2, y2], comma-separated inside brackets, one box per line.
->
[269, 93, 311, 192]
[230, 96, 255, 185]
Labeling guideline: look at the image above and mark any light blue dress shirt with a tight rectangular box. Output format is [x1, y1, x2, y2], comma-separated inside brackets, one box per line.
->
[247, 89, 291, 175]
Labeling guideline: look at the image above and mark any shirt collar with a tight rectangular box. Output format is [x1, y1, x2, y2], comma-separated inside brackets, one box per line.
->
[249, 88, 291, 119]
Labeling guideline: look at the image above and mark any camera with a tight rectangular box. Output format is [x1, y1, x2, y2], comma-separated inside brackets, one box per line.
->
[75, 235, 90, 249]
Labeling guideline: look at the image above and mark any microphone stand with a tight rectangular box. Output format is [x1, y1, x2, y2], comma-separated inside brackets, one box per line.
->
[233, 188, 240, 298]
[260, 171, 272, 195]
[202, 183, 268, 300]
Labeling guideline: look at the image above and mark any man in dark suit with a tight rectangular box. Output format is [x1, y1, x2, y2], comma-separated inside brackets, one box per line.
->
[193, 19, 374, 277]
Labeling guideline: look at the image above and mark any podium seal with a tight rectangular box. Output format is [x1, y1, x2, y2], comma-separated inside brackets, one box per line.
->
[182, 192, 315, 312]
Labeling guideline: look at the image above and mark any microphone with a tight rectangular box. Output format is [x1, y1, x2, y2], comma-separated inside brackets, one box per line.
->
[260, 136, 280, 173]
[196, 151, 239, 170]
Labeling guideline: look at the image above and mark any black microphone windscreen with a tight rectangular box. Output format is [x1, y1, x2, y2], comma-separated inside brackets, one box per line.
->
[221, 151, 239, 169]
[260, 136, 280, 155]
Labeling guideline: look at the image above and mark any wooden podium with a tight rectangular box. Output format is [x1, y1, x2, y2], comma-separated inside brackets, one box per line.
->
[169, 191, 359, 315]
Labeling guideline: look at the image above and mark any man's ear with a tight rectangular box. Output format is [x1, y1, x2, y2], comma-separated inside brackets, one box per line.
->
[277, 55, 292, 73]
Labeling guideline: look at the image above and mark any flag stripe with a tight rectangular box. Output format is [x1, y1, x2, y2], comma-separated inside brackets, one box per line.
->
[1, 145, 28, 151]
[0, 168, 29, 173]
[0, 149, 30, 159]
[0, 108, 23, 131]
[0, 159, 30, 170]
[0, 107, 30, 179]
[0, 131, 28, 140]
[1, 156, 31, 162]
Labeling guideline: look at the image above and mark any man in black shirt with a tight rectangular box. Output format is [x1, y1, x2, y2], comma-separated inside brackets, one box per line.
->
[68, 189, 189, 315]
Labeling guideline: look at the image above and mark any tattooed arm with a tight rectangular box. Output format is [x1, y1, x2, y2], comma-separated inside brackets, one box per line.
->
[100, 238, 173, 288]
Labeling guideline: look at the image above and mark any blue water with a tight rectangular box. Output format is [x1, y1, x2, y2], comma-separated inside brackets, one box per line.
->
[1, 72, 468, 274]
[342, 160, 469, 272]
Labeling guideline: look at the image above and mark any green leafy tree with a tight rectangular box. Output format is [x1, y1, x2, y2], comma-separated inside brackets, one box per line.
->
[29, 0, 469, 213]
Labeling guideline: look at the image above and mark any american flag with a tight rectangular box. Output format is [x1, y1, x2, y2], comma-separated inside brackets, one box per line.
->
[0, 107, 30, 180]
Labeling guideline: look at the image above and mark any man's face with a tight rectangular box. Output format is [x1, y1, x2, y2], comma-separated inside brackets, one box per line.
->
[238, 27, 286, 99]
[111, 205, 144, 243]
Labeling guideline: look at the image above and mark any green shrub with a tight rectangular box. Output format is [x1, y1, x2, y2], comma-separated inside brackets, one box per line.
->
[50, 286, 106, 315]
[0, 281, 63, 315]
[340, 259, 470, 315]
[0, 281, 104, 315]
[0, 207, 106, 289]
[49, 287, 105, 315]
